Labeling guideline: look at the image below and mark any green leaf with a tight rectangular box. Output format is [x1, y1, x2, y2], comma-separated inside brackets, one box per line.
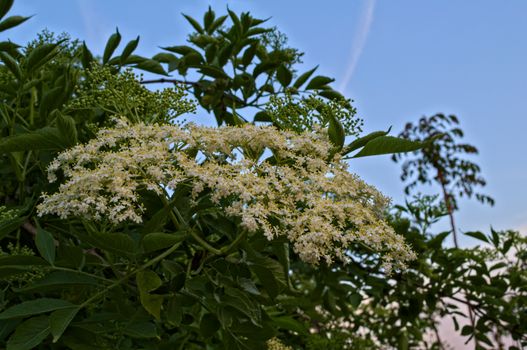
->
[25, 42, 61, 73]
[81, 41, 94, 69]
[463, 231, 489, 244]
[0, 298, 74, 320]
[200, 313, 220, 338]
[49, 307, 79, 343]
[182, 14, 204, 34]
[14, 271, 98, 293]
[120, 36, 139, 65]
[293, 66, 318, 88]
[253, 111, 272, 122]
[0, 127, 65, 153]
[0, 0, 14, 21]
[35, 227, 55, 265]
[122, 321, 158, 339]
[6, 315, 50, 350]
[0, 215, 26, 240]
[305, 75, 334, 90]
[0, 15, 30, 32]
[204, 7, 215, 32]
[103, 28, 121, 64]
[162, 45, 200, 56]
[0, 319, 20, 342]
[276, 64, 292, 87]
[209, 15, 228, 33]
[55, 112, 78, 146]
[0, 51, 21, 79]
[136, 270, 163, 320]
[352, 136, 426, 158]
[342, 128, 391, 155]
[198, 65, 230, 79]
[241, 43, 258, 66]
[80, 232, 138, 258]
[271, 316, 308, 336]
[318, 89, 346, 102]
[227, 9, 242, 34]
[134, 58, 167, 75]
[142, 231, 186, 253]
[327, 112, 345, 150]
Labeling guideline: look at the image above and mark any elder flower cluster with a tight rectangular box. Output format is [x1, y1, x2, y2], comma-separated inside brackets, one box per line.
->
[38, 118, 415, 271]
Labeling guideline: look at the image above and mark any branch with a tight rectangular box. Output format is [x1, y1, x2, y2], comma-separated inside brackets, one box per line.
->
[140, 78, 197, 86]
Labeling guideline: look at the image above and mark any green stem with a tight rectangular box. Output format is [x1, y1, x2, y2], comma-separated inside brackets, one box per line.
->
[80, 240, 182, 309]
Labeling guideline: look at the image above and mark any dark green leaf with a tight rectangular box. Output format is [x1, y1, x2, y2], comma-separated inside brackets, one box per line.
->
[352, 136, 426, 158]
[0, 51, 20, 79]
[305, 75, 334, 90]
[35, 227, 55, 265]
[0, 0, 14, 21]
[293, 66, 318, 88]
[162, 45, 200, 56]
[15, 271, 98, 293]
[142, 231, 186, 253]
[200, 313, 220, 338]
[182, 14, 204, 34]
[271, 316, 308, 335]
[103, 28, 121, 64]
[199, 65, 230, 79]
[0, 127, 64, 153]
[253, 111, 272, 122]
[0, 15, 30, 32]
[120, 36, 139, 65]
[55, 112, 78, 146]
[49, 307, 79, 343]
[0, 299, 74, 320]
[136, 270, 163, 320]
[327, 112, 345, 150]
[134, 58, 167, 75]
[343, 128, 391, 155]
[26, 42, 61, 73]
[276, 64, 292, 87]
[6, 315, 49, 350]
[204, 7, 215, 32]
[79, 232, 138, 258]
[122, 321, 158, 339]
[463, 231, 489, 243]
[0, 215, 26, 240]
[81, 41, 94, 69]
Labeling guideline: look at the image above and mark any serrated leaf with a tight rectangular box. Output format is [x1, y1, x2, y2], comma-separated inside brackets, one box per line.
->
[35, 227, 55, 265]
[103, 28, 121, 64]
[276, 64, 292, 87]
[79, 232, 138, 257]
[0, 15, 30, 32]
[49, 307, 79, 343]
[0, 298, 74, 320]
[305, 75, 334, 90]
[293, 66, 318, 88]
[352, 136, 426, 158]
[142, 231, 186, 253]
[120, 36, 139, 65]
[6, 315, 49, 350]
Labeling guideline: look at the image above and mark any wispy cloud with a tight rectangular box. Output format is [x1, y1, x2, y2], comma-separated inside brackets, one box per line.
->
[338, 0, 376, 93]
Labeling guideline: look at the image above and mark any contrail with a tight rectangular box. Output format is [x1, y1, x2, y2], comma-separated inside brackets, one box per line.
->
[338, 0, 376, 92]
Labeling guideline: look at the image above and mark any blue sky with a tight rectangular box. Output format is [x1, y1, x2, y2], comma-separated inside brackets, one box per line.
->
[6, 0, 527, 243]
